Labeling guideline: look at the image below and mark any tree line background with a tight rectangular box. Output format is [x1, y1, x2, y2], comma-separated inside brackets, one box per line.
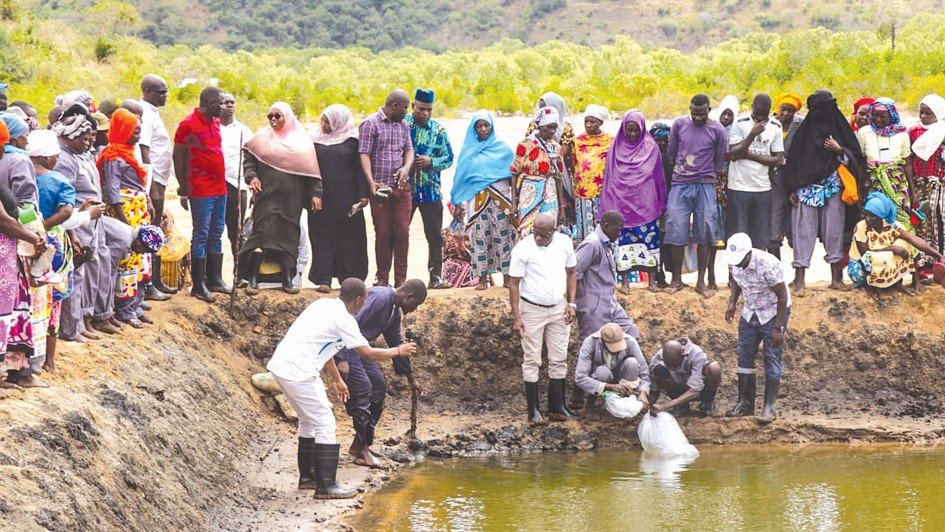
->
[1, 10, 942, 129]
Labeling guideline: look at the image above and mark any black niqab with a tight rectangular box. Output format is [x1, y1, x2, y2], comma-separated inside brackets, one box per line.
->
[784, 90, 864, 192]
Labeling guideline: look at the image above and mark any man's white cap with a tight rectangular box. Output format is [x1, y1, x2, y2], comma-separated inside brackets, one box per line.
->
[724, 232, 753, 266]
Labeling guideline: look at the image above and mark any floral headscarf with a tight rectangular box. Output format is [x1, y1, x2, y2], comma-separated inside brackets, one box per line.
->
[868, 98, 907, 138]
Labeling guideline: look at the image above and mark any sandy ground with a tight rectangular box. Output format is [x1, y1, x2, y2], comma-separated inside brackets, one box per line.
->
[3, 285, 945, 530]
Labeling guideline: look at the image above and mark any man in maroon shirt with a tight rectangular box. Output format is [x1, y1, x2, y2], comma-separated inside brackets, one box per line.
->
[173, 87, 229, 302]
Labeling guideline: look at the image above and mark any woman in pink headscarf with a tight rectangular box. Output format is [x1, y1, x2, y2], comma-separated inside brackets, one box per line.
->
[598, 110, 667, 293]
[308, 104, 369, 292]
[240, 102, 321, 294]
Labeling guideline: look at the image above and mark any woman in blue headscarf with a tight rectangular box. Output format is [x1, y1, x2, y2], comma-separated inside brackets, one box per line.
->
[450, 111, 516, 290]
[848, 192, 941, 292]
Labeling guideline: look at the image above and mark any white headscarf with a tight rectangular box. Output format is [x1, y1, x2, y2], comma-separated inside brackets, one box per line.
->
[584, 104, 609, 124]
[536, 106, 560, 129]
[535, 92, 568, 141]
[710, 95, 739, 129]
[27, 129, 61, 158]
[912, 94, 945, 162]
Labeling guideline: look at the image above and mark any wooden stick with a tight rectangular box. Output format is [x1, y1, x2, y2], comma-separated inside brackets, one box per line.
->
[409, 387, 418, 439]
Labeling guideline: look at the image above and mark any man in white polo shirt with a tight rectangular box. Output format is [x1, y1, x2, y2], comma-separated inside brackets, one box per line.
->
[267, 278, 417, 499]
[508, 213, 578, 424]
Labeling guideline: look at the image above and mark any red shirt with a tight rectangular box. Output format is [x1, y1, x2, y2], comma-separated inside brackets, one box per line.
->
[174, 108, 226, 197]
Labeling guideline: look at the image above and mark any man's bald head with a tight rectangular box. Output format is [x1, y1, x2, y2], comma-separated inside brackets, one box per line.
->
[534, 213, 555, 232]
[532, 213, 557, 247]
[662, 339, 684, 369]
[118, 98, 144, 118]
[140, 74, 169, 107]
[383, 89, 410, 122]
[395, 279, 428, 315]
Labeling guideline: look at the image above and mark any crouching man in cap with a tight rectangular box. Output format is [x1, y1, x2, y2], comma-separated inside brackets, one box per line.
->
[647, 338, 721, 417]
[266, 278, 417, 498]
[575, 323, 651, 420]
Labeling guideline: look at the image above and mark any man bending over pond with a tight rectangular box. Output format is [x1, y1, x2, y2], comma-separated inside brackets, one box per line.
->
[267, 278, 417, 498]
[647, 338, 721, 417]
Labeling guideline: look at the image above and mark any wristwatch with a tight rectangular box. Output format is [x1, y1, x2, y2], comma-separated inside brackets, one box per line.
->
[778, 325, 787, 333]
[568, 303, 577, 309]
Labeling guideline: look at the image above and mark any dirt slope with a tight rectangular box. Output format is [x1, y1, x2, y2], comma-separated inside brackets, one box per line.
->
[0, 285, 943, 530]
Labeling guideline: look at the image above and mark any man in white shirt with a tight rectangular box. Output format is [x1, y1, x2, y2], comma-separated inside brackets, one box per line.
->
[727, 93, 785, 249]
[139, 74, 178, 297]
[508, 213, 578, 424]
[267, 278, 417, 498]
[219, 92, 252, 258]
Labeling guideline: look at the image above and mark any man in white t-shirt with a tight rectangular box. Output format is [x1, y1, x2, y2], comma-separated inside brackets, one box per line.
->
[219, 92, 252, 258]
[727, 93, 785, 249]
[508, 213, 578, 425]
[267, 278, 417, 499]
[138, 74, 179, 297]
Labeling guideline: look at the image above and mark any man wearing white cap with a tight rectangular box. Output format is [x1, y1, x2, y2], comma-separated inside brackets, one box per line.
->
[574, 322, 650, 420]
[723, 232, 791, 423]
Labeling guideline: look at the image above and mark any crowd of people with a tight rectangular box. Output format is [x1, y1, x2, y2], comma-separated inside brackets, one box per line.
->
[2, 77, 945, 497]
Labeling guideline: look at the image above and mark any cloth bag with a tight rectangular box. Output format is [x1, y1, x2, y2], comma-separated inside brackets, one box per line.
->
[637, 412, 699, 458]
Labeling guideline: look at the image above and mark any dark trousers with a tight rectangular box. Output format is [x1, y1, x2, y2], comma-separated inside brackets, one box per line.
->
[225, 183, 247, 256]
[340, 353, 387, 447]
[726, 189, 772, 249]
[736, 308, 791, 380]
[411, 200, 444, 280]
[149, 181, 166, 228]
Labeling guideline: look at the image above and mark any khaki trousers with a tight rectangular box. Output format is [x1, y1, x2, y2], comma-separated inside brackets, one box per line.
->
[520, 299, 570, 382]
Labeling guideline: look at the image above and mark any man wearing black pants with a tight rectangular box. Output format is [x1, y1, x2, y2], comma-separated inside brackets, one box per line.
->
[406, 89, 454, 289]
[335, 281, 426, 468]
[219, 93, 251, 258]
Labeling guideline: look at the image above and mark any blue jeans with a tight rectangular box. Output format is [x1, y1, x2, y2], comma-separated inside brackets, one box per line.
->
[736, 307, 791, 379]
[190, 195, 226, 259]
[664, 183, 718, 246]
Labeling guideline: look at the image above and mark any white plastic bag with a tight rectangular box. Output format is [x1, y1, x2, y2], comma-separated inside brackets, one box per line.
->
[602, 392, 643, 419]
[637, 412, 699, 458]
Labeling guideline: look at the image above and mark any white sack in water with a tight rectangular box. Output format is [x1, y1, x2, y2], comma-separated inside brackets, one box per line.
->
[637, 412, 699, 458]
[602, 392, 643, 419]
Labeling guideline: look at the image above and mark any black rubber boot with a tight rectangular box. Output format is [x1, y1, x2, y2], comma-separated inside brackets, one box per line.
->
[245, 252, 263, 295]
[725, 373, 756, 417]
[547, 378, 578, 421]
[525, 382, 546, 425]
[206, 253, 231, 293]
[144, 283, 171, 301]
[757, 378, 780, 424]
[190, 257, 214, 302]
[297, 437, 317, 490]
[282, 267, 299, 295]
[150, 254, 179, 294]
[313, 443, 357, 499]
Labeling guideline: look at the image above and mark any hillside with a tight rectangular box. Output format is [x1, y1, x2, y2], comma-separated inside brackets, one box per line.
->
[22, 0, 939, 52]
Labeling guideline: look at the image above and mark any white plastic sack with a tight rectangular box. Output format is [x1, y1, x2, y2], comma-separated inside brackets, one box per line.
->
[637, 412, 699, 459]
[603, 392, 643, 419]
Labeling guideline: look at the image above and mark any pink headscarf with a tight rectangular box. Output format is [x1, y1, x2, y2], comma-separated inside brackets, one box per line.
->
[244, 102, 320, 178]
[311, 104, 358, 146]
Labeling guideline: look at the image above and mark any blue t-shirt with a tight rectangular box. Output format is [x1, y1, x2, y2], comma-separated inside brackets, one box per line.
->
[36, 170, 77, 220]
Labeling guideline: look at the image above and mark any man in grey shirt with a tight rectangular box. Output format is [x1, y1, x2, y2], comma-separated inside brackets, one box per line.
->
[648, 338, 721, 417]
[575, 323, 650, 420]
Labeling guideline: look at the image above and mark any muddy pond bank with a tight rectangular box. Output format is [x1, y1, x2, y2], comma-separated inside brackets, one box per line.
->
[0, 286, 943, 530]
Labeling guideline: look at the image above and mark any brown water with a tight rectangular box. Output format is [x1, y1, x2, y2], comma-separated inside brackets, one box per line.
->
[354, 446, 945, 531]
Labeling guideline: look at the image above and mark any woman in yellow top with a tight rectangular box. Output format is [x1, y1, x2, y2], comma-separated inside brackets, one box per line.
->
[855, 98, 916, 231]
[569, 105, 612, 242]
[848, 193, 941, 294]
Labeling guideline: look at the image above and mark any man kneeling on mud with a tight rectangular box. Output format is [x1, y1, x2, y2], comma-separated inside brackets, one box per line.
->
[647, 338, 721, 417]
[266, 278, 417, 498]
[575, 323, 651, 420]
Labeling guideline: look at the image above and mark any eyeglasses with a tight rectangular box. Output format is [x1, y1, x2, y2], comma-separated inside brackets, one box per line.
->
[267, 113, 283, 120]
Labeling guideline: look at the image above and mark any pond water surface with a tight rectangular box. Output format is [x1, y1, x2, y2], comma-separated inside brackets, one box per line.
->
[353, 446, 945, 531]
